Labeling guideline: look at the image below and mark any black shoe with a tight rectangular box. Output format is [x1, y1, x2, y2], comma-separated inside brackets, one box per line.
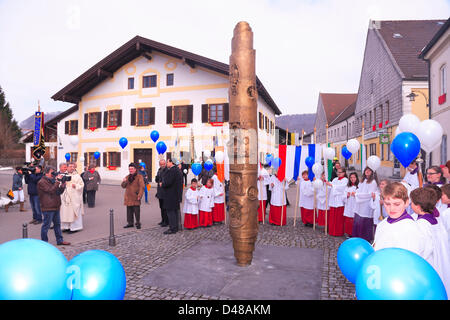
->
[67, 230, 80, 234]
[62, 229, 70, 233]
[123, 224, 134, 228]
[163, 229, 177, 234]
[136, 223, 141, 229]
[160, 223, 168, 227]
[158, 221, 164, 226]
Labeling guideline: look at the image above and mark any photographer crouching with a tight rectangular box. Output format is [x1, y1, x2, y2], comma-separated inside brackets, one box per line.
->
[23, 164, 44, 224]
[37, 166, 71, 246]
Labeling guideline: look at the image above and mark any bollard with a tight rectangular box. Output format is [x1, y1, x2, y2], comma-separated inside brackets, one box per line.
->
[109, 209, 116, 246]
[22, 223, 28, 238]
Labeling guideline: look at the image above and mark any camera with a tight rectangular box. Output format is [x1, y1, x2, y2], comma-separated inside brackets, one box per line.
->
[20, 162, 36, 175]
[52, 172, 72, 183]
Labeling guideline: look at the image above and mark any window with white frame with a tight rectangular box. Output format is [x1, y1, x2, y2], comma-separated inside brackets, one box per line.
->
[440, 65, 447, 96]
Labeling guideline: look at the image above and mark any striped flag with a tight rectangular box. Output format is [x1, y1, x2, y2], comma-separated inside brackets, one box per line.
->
[285, 145, 302, 182]
[308, 144, 316, 181]
[277, 144, 287, 182]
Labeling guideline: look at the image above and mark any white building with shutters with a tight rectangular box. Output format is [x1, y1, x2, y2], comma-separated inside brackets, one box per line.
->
[49, 36, 281, 182]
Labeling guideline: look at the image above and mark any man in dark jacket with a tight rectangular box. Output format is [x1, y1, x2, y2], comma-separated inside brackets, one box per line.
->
[37, 166, 70, 246]
[155, 159, 168, 227]
[24, 165, 43, 224]
[159, 158, 183, 234]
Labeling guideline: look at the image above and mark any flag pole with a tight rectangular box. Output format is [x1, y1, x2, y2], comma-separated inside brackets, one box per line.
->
[361, 121, 365, 172]
[222, 128, 227, 226]
[294, 129, 304, 227]
[281, 127, 288, 226]
[325, 123, 329, 235]
[313, 127, 317, 231]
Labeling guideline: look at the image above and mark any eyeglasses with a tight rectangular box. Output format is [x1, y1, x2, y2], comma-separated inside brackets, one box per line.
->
[426, 172, 439, 176]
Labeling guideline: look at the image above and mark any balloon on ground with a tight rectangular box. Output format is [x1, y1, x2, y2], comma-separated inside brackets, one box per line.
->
[0, 239, 71, 300]
[355, 248, 447, 300]
[67, 250, 126, 300]
[337, 238, 374, 284]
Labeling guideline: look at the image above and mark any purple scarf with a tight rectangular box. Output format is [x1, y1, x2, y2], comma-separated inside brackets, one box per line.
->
[409, 167, 418, 175]
[432, 207, 440, 218]
[387, 211, 414, 224]
[418, 213, 438, 225]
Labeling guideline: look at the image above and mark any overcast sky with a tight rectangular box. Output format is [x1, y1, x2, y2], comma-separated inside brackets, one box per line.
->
[0, 0, 449, 124]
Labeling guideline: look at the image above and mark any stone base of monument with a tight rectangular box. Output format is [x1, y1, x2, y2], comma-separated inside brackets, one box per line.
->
[142, 239, 323, 300]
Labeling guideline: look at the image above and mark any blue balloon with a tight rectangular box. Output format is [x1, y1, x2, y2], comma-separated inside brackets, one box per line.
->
[0, 239, 71, 300]
[265, 154, 273, 165]
[204, 160, 213, 171]
[341, 146, 352, 160]
[272, 157, 282, 169]
[94, 151, 101, 159]
[191, 162, 202, 176]
[391, 132, 421, 168]
[337, 238, 374, 284]
[139, 162, 146, 169]
[156, 141, 167, 155]
[150, 130, 159, 143]
[356, 248, 447, 300]
[305, 156, 315, 168]
[65, 153, 71, 161]
[119, 137, 128, 149]
[67, 250, 126, 300]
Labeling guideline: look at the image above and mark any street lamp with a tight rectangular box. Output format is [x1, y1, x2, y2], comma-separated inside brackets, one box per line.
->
[406, 91, 429, 107]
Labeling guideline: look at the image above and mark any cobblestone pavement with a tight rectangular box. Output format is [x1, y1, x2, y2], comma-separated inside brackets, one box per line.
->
[58, 217, 356, 300]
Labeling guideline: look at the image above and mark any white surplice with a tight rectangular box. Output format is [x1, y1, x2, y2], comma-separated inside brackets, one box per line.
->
[269, 176, 289, 206]
[183, 188, 199, 215]
[355, 180, 378, 218]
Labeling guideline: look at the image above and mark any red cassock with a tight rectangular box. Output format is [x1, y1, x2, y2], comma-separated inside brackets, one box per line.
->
[344, 216, 353, 236]
[269, 205, 287, 226]
[184, 214, 199, 229]
[258, 200, 267, 222]
[301, 207, 314, 225]
[328, 206, 345, 236]
[199, 211, 213, 227]
[212, 203, 225, 222]
[317, 209, 330, 227]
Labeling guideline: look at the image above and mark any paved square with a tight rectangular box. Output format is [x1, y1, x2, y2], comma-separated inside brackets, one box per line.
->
[142, 239, 323, 300]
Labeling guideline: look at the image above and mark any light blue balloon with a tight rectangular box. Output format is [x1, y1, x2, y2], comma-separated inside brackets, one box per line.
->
[204, 160, 213, 171]
[337, 238, 374, 284]
[191, 163, 202, 176]
[305, 156, 315, 168]
[265, 154, 273, 165]
[0, 239, 71, 300]
[272, 157, 282, 169]
[391, 132, 421, 168]
[139, 162, 146, 169]
[67, 250, 126, 300]
[119, 137, 128, 149]
[65, 153, 71, 161]
[356, 248, 447, 300]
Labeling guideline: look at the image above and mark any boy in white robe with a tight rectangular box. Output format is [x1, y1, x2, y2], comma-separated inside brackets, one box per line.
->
[373, 182, 425, 257]
[269, 174, 289, 226]
[198, 178, 215, 227]
[410, 187, 450, 298]
[258, 164, 270, 223]
[183, 179, 199, 229]
[212, 173, 225, 224]
[297, 170, 314, 227]
[439, 184, 450, 248]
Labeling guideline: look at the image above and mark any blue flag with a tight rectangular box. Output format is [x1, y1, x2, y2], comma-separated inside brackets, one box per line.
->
[308, 144, 315, 181]
[293, 146, 302, 181]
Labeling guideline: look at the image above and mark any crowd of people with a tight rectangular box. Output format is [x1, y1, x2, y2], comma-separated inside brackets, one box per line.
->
[3, 161, 101, 246]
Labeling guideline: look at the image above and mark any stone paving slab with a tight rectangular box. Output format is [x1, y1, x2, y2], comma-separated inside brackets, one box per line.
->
[141, 239, 323, 300]
[58, 218, 355, 300]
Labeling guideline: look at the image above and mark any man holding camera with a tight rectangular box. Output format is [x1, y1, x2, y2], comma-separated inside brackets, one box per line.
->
[37, 166, 71, 246]
[24, 164, 43, 224]
[60, 162, 84, 233]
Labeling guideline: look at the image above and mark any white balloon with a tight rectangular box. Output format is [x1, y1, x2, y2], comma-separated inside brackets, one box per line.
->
[324, 147, 336, 160]
[367, 155, 381, 171]
[203, 150, 211, 158]
[346, 139, 360, 154]
[399, 113, 421, 135]
[69, 136, 79, 146]
[416, 119, 443, 153]
[312, 163, 323, 176]
[394, 126, 402, 137]
[79, 156, 85, 162]
[183, 169, 187, 174]
[313, 179, 323, 189]
[215, 151, 224, 163]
